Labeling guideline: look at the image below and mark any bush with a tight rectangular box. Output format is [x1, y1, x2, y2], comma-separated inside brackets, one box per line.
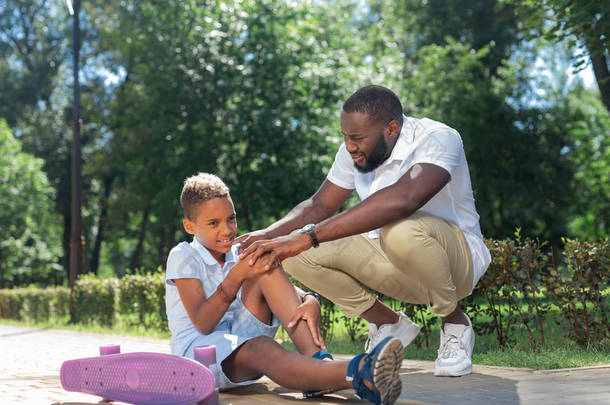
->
[118, 271, 167, 330]
[547, 238, 609, 347]
[0, 285, 69, 321]
[0, 237, 607, 349]
[73, 275, 118, 326]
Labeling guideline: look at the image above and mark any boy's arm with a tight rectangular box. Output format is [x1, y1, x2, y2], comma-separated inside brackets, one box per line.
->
[174, 254, 277, 334]
[174, 278, 233, 334]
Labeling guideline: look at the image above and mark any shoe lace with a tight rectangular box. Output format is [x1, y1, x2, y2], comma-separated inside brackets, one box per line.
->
[438, 334, 464, 359]
[364, 329, 377, 353]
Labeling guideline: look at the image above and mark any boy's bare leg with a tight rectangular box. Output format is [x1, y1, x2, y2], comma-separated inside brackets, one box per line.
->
[222, 336, 352, 391]
[240, 266, 320, 356]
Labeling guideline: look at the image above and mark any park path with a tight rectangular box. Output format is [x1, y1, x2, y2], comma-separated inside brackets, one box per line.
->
[1, 323, 608, 405]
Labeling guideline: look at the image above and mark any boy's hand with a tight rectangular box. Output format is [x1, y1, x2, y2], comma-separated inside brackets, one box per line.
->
[240, 232, 311, 269]
[235, 252, 279, 280]
[286, 295, 326, 350]
[233, 229, 270, 252]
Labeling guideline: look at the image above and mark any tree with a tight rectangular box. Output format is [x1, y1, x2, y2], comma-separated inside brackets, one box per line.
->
[0, 0, 66, 126]
[84, 0, 362, 272]
[513, 0, 610, 112]
[0, 120, 62, 287]
[353, 0, 579, 243]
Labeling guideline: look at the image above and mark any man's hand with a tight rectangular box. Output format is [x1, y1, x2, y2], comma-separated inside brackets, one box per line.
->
[233, 251, 280, 281]
[233, 229, 270, 252]
[239, 232, 312, 269]
[287, 295, 325, 350]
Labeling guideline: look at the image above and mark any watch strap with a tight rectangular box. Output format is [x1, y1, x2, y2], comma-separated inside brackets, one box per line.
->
[301, 291, 320, 303]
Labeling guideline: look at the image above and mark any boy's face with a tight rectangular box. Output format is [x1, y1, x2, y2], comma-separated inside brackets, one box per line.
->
[183, 196, 237, 264]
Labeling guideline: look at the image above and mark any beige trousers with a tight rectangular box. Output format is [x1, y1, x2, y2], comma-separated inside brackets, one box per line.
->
[283, 211, 474, 318]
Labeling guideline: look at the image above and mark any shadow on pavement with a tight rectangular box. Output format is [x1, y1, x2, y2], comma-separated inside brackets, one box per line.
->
[0, 326, 51, 338]
[221, 382, 428, 404]
[401, 371, 520, 404]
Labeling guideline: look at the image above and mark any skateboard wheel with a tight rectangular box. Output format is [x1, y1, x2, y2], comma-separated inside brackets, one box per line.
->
[99, 345, 120, 355]
[194, 346, 216, 368]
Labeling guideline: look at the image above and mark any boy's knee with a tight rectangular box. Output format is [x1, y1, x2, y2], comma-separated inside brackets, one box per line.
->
[240, 335, 276, 358]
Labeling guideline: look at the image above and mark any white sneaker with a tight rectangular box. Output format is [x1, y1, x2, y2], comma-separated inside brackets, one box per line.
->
[364, 311, 421, 353]
[434, 315, 475, 377]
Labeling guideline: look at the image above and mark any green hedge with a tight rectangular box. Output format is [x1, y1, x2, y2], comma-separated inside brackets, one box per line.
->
[0, 285, 69, 323]
[0, 238, 607, 348]
[318, 235, 609, 349]
[0, 272, 167, 330]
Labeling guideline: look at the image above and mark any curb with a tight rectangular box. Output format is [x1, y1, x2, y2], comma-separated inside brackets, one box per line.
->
[533, 364, 610, 374]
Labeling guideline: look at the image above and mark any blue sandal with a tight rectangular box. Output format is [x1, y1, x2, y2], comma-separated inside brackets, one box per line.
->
[303, 350, 336, 398]
[347, 336, 404, 405]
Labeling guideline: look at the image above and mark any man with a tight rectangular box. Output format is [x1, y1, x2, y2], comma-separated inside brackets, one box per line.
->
[237, 85, 491, 377]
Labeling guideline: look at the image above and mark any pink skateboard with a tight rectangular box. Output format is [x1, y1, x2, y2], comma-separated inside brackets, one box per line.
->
[60, 345, 218, 405]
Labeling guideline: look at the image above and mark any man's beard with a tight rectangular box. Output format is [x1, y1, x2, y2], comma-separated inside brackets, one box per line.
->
[354, 136, 389, 173]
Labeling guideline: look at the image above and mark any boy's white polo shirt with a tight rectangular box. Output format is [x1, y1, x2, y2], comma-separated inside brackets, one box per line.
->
[327, 116, 491, 289]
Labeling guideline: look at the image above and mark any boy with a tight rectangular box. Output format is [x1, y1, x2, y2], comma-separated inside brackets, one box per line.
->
[165, 172, 404, 405]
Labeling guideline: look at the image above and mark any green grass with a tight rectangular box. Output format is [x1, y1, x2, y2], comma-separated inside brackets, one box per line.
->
[275, 310, 610, 370]
[0, 317, 172, 339]
[277, 324, 610, 370]
[2, 312, 608, 370]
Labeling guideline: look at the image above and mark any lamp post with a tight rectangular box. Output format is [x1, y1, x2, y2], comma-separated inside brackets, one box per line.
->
[66, 0, 82, 321]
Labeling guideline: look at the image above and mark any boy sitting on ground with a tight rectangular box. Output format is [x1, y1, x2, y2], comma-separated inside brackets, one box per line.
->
[165, 172, 404, 404]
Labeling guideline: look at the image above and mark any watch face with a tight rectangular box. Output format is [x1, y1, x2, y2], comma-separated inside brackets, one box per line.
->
[302, 224, 315, 233]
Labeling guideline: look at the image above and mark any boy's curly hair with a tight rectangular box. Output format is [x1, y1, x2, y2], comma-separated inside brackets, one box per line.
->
[180, 172, 230, 220]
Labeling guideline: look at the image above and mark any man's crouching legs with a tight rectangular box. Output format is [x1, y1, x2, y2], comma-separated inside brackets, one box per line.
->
[380, 211, 475, 376]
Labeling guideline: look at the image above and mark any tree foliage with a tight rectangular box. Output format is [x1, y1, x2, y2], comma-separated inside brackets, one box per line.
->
[0, 0, 607, 284]
[509, 0, 610, 112]
[0, 120, 63, 287]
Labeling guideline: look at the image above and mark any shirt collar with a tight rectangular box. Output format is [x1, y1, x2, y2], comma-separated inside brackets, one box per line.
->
[191, 237, 238, 267]
[386, 115, 414, 163]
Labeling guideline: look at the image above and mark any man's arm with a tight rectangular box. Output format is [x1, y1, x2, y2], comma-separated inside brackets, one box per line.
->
[235, 180, 353, 249]
[242, 163, 450, 267]
[315, 163, 449, 242]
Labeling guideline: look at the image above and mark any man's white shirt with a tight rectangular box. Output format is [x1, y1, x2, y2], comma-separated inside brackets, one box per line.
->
[327, 116, 491, 289]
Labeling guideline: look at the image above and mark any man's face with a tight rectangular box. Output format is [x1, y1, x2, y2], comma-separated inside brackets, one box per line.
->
[340, 111, 392, 173]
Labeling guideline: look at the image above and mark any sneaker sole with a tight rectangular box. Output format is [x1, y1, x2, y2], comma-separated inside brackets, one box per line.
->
[372, 338, 404, 405]
[434, 362, 472, 377]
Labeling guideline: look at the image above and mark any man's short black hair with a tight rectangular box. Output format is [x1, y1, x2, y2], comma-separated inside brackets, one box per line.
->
[342, 85, 403, 127]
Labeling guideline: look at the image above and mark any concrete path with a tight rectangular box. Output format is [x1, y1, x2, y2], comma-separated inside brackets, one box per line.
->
[1, 324, 608, 405]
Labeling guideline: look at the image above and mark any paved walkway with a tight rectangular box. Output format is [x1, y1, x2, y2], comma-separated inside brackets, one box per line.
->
[1, 324, 609, 405]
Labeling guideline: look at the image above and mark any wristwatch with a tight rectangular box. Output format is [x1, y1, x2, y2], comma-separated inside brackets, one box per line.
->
[300, 223, 320, 248]
[301, 291, 320, 303]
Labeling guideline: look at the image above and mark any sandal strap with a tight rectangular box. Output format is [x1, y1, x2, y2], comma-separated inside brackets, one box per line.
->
[347, 353, 380, 404]
[312, 349, 334, 361]
[303, 350, 336, 398]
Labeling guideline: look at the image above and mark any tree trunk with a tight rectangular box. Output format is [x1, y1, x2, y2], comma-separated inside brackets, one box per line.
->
[88, 175, 114, 275]
[551, 243, 561, 270]
[157, 227, 166, 270]
[241, 202, 253, 232]
[161, 221, 178, 270]
[0, 248, 4, 289]
[129, 205, 151, 272]
[588, 44, 610, 113]
[62, 205, 71, 282]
